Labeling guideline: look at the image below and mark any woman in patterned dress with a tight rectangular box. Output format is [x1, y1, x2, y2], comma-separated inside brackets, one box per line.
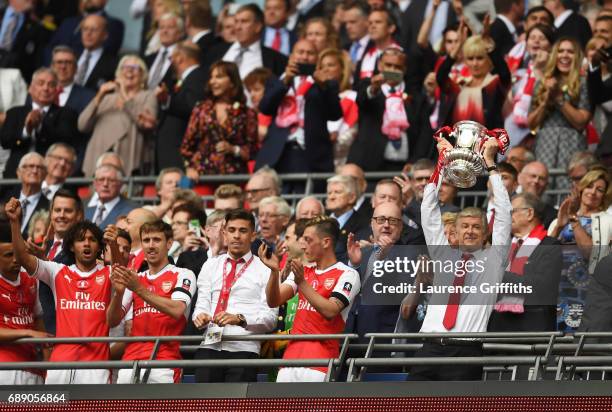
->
[180, 61, 258, 180]
[528, 37, 592, 189]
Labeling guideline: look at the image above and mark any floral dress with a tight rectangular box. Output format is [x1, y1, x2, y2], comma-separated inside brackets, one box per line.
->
[180, 99, 258, 174]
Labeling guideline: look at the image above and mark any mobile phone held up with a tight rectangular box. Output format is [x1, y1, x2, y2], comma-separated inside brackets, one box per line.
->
[262, 239, 276, 259]
[298, 63, 316, 76]
[382, 70, 403, 83]
[188, 219, 202, 238]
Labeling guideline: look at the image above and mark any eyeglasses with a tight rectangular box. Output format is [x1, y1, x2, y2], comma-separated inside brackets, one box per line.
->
[52, 59, 75, 66]
[510, 207, 532, 214]
[246, 188, 272, 195]
[20, 164, 45, 170]
[570, 175, 584, 183]
[47, 154, 74, 165]
[372, 216, 402, 226]
[121, 64, 142, 72]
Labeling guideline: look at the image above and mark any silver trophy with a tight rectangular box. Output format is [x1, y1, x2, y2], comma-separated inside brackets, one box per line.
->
[441, 121, 487, 188]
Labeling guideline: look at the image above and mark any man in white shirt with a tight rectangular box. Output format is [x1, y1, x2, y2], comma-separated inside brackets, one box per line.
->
[42, 143, 76, 201]
[192, 209, 278, 383]
[412, 137, 511, 381]
[145, 13, 184, 90]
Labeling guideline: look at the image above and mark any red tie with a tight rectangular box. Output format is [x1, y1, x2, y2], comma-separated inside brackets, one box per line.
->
[47, 240, 61, 261]
[271, 29, 282, 52]
[488, 208, 495, 234]
[54, 86, 64, 106]
[443, 253, 473, 330]
[214, 258, 244, 316]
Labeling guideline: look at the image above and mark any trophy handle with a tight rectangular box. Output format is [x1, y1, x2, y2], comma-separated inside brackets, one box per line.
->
[485, 128, 510, 155]
[433, 126, 453, 142]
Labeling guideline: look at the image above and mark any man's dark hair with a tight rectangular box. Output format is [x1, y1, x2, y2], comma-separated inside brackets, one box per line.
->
[238, 3, 265, 25]
[497, 161, 519, 181]
[64, 221, 104, 261]
[172, 203, 207, 227]
[140, 220, 173, 241]
[0, 220, 11, 243]
[369, 7, 396, 28]
[188, 0, 213, 29]
[294, 218, 310, 238]
[52, 189, 83, 215]
[596, 15, 612, 24]
[512, 192, 545, 222]
[225, 209, 256, 230]
[117, 228, 131, 245]
[494, 0, 521, 14]
[526, 6, 554, 26]
[304, 215, 340, 248]
[343, 0, 368, 16]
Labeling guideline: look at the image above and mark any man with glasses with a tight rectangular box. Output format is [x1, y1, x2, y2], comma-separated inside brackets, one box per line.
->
[42, 143, 77, 201]
[245, 166, 281, 218]
[505, 146, 535, 173]
[84, 164, 136, 230]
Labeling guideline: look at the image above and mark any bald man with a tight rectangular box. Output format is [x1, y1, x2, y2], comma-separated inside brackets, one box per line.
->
[518, 161, 557, 228]
[75, 14, 118, 91]
[295, 196, 324, 219]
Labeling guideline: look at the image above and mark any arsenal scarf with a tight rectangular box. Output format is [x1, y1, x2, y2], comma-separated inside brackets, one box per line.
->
[275, 76, 314, 130]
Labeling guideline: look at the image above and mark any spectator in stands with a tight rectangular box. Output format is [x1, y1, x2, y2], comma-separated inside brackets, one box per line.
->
[580, 252, 612, 337]
[216, 3, 237, 44]
[171, 188, 204, 211]
[7, 201, 114, 384]
[485, 161, 519, 232]
[338, 164, 370, 217]
[74, 14, 119, 91]
[528, 38, 592, 190]
[544, 0, 592, 49]
[263, 0, 295, 56]
[326, 175, 369, 262]
[243, 67, 273, 140]
[142, 0, 183, 57]
[41, 144, 77, 201]
[412, 137, 510, 381]
[0, 0, 48, 82]
[567, 151, 601, 193]
[102, 227, 131, 267]
[79, 55, 158, 177]
[256, 39, 342, 193]
[107, 220, 197, 383]
[587, 42, 612, 166]
[257, 195, 291, 245]
[505, 6, 554, 76]
[124, 208, 158, 272]
[85, 164, 137, 230]
[181, 62, 258, 180]
[145, 13, 183, 91]
[27, 210, 49, 245]
[169, 203, 206, 262]
[505, 146, 535, 173]
[176, 208, 221, 279]
[343, 1, 370, 64]
[0, 68, 27, 177]
[263, 216, 360, 382]
[214, 184, 244, 211]
[206, 4, 287, 79]
[488, 192, 562, 332]
[355, 9, 398, 82]
[489, 0, 524, 56]
[517, 161, 557, 228]
[187, 0, 220, 64]
[295, 196, 325, 219]
[302, 17, 339, 54]
[349, 46, 433, 172]
[153, 40, 207, 171]
[0, 220, 49, 385]
[0, 68, 79, 179]
[192, 209, 278, 383]
[145, 167, 183, 222]
[246, 168, 280, 218]
[45, 0, 125, 63]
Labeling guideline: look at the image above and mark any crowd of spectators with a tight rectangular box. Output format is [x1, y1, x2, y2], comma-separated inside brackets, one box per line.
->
[0, 0, 612, 384]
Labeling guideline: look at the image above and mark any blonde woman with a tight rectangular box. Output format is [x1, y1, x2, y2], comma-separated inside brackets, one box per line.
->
[528, 37, 592, 189]
[318, 48, 358, 167]
[79, 55, 158, 177]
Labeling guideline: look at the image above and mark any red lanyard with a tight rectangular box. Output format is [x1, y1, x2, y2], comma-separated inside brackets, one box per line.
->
[213, 256, 254, 316]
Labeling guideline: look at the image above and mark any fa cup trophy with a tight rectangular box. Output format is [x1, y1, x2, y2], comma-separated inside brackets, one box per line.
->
[433, 121, 510, 188]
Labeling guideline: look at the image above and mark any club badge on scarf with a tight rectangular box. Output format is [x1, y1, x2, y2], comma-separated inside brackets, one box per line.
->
[275, 76, 314, 130]
[381, 86, 409, 148]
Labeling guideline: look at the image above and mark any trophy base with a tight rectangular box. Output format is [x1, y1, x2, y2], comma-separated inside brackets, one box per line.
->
[444, 158, 483, 189]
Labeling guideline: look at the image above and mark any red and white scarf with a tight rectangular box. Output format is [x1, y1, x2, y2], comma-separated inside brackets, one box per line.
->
[381, 83, 409, 142]
[327, 90, 358, 134]
[359, 47, 380, 79]
[275, 76, 314, 130]
[495, 224, 547, 313]
[506, 40, 526, 76]
[511, 64, 537, 127]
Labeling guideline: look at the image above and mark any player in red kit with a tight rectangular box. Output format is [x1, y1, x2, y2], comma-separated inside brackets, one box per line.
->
[263, 216, 360, 382]
[6, 198, 114, 384]
[107, 220, 196, 383]
[0, 220, 50, 385]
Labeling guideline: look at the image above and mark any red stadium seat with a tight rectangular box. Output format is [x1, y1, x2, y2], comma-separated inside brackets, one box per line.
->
[142, 184, 157, 198]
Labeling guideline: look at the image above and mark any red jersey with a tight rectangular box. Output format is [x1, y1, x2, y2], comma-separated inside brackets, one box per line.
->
[33, 260, 112, 362]
[0, 271, 40, 362]
[121, 264, 196, 361]
[282, 262, 360, 372]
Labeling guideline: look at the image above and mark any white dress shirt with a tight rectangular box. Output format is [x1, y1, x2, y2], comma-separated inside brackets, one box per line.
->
[95, 195, 121, 223]
[19, 191, 42, 233]
[192, 30, 211, 44]
[193, 251, 278, 354]
[41, 181, 62, 201]
[77, 47, 103, 85]
[554, 9, 573, 28]
[58, 83, 73, 107]
[223, 41, 263, 79]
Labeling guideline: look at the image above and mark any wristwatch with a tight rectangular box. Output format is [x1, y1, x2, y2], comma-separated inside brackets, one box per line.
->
[486, 164, 498, 172]
[236, 314, 247, 327]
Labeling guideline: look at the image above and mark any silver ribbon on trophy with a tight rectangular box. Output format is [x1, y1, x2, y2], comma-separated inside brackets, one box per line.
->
[433, 121, 510, 188]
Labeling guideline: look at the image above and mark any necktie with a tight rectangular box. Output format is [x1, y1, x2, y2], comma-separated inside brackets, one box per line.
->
[488, 208, 496, 234]
[54, 86, 64, 106]
[47, 240, 62, 261]
[234, 47, 248, 71]
[20, 198, 29, 212]
[76, 51, 91, 86]
[442, 253, 473, 330]
[0, 11, 18, 51]
[149, 48, 167, 89]
[214, 258, 245, 316]
[41, 186, 52, 199]
[350, 42, 361, 62]
[94, 203, 105, 226]
[271, 29, 282, 52]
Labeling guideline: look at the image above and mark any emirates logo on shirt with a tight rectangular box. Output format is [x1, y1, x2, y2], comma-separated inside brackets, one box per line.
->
[77, 280, 89, 289]
[324, 278, 335, 290]
[161, 281, 173, 293]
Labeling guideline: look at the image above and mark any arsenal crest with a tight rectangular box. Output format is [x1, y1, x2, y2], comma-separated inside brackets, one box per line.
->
[95, 275, 105, 285]
[324, 278, 335, 290]
[161, 281, 173, 293]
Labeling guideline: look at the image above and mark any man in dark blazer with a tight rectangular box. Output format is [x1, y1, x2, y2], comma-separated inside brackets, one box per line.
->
[587, 50, 612, 165]
[255, 39, 341, 193]
[262, 0, 297, 56]
[488, 192, 562, 332]
[0, 1, 49, 82]
[144, 12, 183, 91]
[203, 4, 287, 79]
[400, 0, 457, 55]
[0, 68, 79, 179]
[74, 14, 117, 91]
[186, 0, 221, 65]
[43, 0, 124, 65]
[348, 47, 433, 172]
[151, 41, 206, 171]
[490, 0, 524, 56]
[546, 0, 592, 48]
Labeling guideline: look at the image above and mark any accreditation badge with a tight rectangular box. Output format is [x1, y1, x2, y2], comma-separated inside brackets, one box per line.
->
[204, 323, 224, 345]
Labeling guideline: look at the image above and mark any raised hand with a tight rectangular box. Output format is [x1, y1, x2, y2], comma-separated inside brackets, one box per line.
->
[4, 198, 22, 222]
[193, 312, 212, 329]
[258, 243, 280, 272]
[290, 259, 305, 285]
[347, 232, 363, 267]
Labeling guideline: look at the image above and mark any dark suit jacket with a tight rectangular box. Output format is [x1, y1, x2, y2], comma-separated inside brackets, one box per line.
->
[541, 203, 557, 230]
[347, 78, 433, 171]
[0, 8, 49, 82]
[334, 209, 371, 264]
[43, 11, 125, 64]
[488, 236, 562, 332]
[65, 84, 96, 114]
[203, 41, 288, 79]
[400, 0, 456, 59]
[587, 66, 612, 156]
[82, 50, 118, 91]
[0, 104, 79, 178]
[579, 254, 612, 340]
[84, 196, 137, 230]
[155, 66, 207, 171]
[489, 17, 516, 57]
[556, 11, 592, 49]
[1, 188, 50, 238]
[195, 31, 222, 65]
[255, 77, 342, 173]
[144, 49, 176, 91]
[176, 248, 207, 336]
[39, 239, 75, 334]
